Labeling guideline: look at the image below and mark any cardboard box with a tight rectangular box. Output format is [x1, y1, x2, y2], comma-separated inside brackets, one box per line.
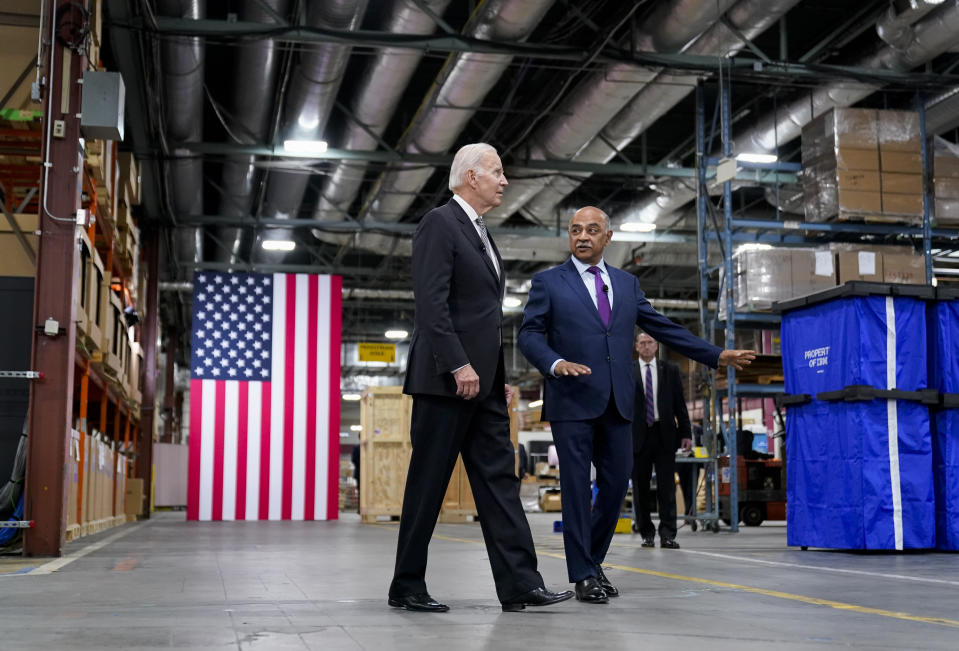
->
[881, 192, 923, 216]
[883, 253, 926, 284]
[935, 154, 959, 177]
[837, 188, 882, 214]
[125, 477, 144, 517]
[791, 249, 837, 295]
[838, 250, 882, 283]
[539, 490, 562, 512]
[880, 150, 922, 174]
[936, 197, 959, 224]
[733, 249, 794, 312]
[836, 147, 880, 171]
[831, 108, 879, 149]
[877, 110, 921, 152]
[881, 172, 922, 195]
[838, 170, 880, 191]
[935, 177, 959, 199]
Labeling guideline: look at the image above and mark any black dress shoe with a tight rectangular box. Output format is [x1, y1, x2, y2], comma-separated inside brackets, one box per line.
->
[660, 538, 680, 549]
[595, 566, 619, 598]
[501, 586, 574, 612]
[574, 577, 609, 604]
[641, 537, 655, 548]
[388, 593, 450, 612]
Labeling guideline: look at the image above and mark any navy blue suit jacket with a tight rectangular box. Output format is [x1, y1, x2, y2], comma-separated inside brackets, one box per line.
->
[518, 258, 721, 423]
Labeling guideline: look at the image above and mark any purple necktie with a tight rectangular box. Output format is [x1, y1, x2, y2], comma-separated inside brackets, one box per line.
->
[645, 363, 655, 426]
[586, 266, 610, 328]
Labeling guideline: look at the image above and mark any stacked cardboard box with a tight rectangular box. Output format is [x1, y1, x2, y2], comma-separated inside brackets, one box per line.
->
[935, 138, 959, 227]
[802, 108, 923, 223]
[830, 244, 927, 284]
[720, 247, 836, 317]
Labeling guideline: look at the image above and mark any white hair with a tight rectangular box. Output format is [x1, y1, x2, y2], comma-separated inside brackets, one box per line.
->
[449, 143, 497, 192]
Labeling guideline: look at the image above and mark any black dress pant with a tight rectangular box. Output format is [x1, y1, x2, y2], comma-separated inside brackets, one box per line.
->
[389, 361, 544, 603]
[632, 423, 678, 540]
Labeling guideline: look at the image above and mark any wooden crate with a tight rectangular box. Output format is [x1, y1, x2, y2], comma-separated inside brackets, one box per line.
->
[359, 387, 411, 523]
[359, 385, 521, 523]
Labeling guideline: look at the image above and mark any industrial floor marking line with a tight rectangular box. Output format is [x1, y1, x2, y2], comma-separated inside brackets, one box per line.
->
[413, 529, 959, 629]
[5, 521, 149, 577]
[631, 545, 959, 588]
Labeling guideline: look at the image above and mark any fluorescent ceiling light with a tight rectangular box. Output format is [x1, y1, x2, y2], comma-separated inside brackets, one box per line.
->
[620, 221, 656, 233]
[350, 424, 362, 432]
[384, 329, 408, 339]
[283, 139, 328, 155]
[735, 243, 773, 254]
[342, 393, 362, 401]
[503, 296, 522, 308]
[736, 152, 778, 164]
[528, 399, 543, 408]
[262, 239, 296, 251]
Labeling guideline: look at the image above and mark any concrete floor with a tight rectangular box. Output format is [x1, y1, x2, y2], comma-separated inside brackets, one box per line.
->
[1, 511, 958, 650]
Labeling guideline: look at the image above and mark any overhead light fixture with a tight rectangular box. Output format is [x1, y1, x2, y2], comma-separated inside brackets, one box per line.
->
[735, 243, 774, 254]
[384, 329, 408, 340]
[283, 139, 328, 155]
[528, 399, 543, 408]
[620, 221, 657, 233]
[735, 152, 778, 164]
[262, 239, 296, 252]
[503, 296, 522, 308]
[350, 424, 362, 432]
[342, 393, 362, 401]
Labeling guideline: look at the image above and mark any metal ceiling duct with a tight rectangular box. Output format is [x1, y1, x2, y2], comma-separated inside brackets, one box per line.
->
[357, 0, 556, 224]
[925, 86, 959, 134]
[310, 0, 452, 241]
[485, 0, 740, 224]
[620, 1, 959, 229]
[158, 0, 205, 270]
[251, 0, 367, 260]
[213, 0, 289, 264]
[519, 0, 802, 223]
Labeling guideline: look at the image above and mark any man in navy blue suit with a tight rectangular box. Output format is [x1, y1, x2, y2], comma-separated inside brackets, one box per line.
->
[518, 206, 754, 604]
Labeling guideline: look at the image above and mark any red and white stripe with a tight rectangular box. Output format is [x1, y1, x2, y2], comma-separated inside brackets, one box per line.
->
[187, 274, 341, 521]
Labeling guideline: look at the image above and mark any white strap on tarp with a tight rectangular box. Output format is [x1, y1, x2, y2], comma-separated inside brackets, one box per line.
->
[885, 296, 904, 551]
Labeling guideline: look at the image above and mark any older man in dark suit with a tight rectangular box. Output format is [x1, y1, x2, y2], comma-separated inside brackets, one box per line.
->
[388, 143, 572, 613]
[632, 332, 692, 549]
[518, 206, 754, 604]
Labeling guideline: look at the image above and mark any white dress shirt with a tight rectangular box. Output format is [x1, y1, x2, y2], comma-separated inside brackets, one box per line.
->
[639, 357, 660, 422]
[549, 256, 614, 376]
[452, 194, 499, 277]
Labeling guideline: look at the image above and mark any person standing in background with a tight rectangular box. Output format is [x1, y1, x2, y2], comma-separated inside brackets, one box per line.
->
[632, 332, 691, 549]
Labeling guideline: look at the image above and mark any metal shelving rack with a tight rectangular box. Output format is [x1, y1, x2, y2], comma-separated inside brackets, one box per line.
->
[693, 69, 959, 533]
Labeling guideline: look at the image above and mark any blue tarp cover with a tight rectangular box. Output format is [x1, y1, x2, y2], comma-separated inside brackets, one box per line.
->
[931, 299, 959, 550]
[783, 295, 934, 549]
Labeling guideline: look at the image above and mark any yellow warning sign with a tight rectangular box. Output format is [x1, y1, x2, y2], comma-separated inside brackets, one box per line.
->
[358, 343, 396, 363]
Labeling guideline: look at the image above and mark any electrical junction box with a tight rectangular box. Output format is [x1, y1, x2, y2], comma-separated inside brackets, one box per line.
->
[80, 71, 125, 141]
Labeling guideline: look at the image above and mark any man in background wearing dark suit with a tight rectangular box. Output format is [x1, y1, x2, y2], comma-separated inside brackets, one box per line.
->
[518, 206, 755, 605]
[388, 143, 572, 614]
[633, 332, 691, 549]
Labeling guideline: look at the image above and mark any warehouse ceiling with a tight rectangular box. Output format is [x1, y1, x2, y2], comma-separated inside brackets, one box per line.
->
[88, 0, 959, 366]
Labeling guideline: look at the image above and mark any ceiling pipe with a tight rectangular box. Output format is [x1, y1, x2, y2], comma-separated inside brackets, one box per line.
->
[485, 0, 741, 224]
[310, 0, 452, 242]
[356, 0, 556, 225]
[519, 0, 802, 223]
[251, 0, 368, 261]
[157, 0, 205, 270]
[876, 0, 942, 50]
[619, 1, 959, 230]
[213, 0, 290, 264]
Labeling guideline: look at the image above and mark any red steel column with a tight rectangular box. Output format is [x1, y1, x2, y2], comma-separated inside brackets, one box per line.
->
[24, 0, 84, 556]
[135, 225, 159, 516]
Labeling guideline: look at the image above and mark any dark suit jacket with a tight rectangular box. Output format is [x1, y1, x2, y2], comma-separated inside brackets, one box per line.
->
[517, 258, 721, 422]
[633, 359, 692, 452]
[402, 199, 505, 400]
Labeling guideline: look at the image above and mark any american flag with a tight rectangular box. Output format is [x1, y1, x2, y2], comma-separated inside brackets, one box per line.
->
[187, 271, 342, 521]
